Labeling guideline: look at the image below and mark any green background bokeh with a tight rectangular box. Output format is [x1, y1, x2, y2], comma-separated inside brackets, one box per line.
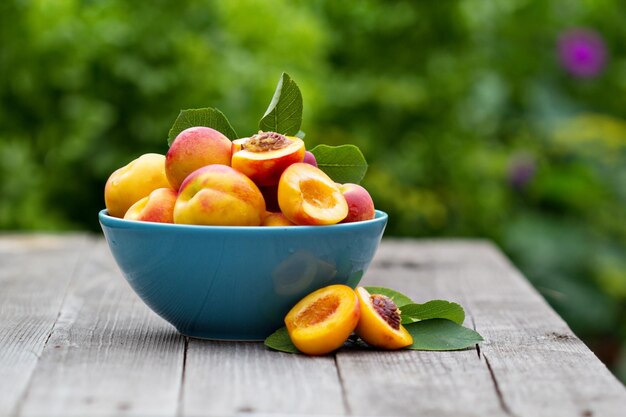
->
[1, 0, 625, 381]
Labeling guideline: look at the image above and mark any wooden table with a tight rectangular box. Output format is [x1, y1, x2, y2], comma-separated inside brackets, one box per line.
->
[1, 234, 625, 417]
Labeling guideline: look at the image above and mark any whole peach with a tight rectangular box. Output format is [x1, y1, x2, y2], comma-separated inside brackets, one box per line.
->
[166, 127, 232, 191]
[262, 212, 295, 227]
[104, 153, 171, 218]
[340, 183, 375, 223]
[124, 188, 177, 223]
[303, 151, 317, 167]
[174, 165, 266, 226]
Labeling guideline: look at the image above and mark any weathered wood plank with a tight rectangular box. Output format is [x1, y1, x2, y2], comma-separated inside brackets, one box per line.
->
[181, 340, 346, 416]
[335, 240, 506, 417]
[367, 239, 626, 417]
[16, 239, 186, 417]
[0, 234, 89, 416]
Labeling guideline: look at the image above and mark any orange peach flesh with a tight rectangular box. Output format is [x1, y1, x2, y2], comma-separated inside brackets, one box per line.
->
[278, 163, 348, 225]
[285, 284, 361, 355]
[231, 136, 305, 186]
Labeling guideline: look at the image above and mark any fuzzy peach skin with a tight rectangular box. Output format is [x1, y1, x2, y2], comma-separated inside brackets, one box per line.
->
[261, 212, 295, 226]
[303, 151, 317, 167]
[278, 163, 348, 225]
[339, 183, 376, 223]
[174, 165, 266, 226]
[165, 126, 232, 191]
[231, 133, 305, 186]
[104, 153, 171, 218]
[124, 188, 177, 223]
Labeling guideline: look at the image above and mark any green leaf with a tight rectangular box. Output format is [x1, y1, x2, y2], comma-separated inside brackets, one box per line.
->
[295, 130, 306, 139]
[363, 286, 413, 308]
[259, 72, 303, 136]
[168, 107, 237, 146]
[310, 144, 368, 184]
[264, 327, 299, 354]
[405, 319, 483, 351]
[401, 300, 465, 325]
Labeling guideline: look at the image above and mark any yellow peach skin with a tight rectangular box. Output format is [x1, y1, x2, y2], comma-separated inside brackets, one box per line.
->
[261, 212, 295, 226]
[174, 165, 266, 226]
[124, 188, 177, 223]
[104, 153, 171, 218]
[165, 126, 232, 191]
[278, 163, 348, 225]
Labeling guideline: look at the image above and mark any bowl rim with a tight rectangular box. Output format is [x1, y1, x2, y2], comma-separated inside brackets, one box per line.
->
[99, 209, 388, 232]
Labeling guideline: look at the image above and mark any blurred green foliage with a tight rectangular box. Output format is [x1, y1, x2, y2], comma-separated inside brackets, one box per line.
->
[1, 0, 625, 380]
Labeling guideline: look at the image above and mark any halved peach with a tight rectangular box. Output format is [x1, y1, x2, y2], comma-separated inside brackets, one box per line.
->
[355, 287, 413, 350]
[231, 131, 305, 186]
[277, 163, 349, 225]
[285, 284, 360, 355]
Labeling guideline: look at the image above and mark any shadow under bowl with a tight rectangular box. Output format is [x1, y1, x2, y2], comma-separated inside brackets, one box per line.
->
[99, 209, 387, 341]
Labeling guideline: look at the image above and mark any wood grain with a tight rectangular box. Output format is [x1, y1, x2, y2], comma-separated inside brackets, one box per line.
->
[366, 239, 626, 417]
[15, 239, 186, 417]
[0, 234, 89, 416]
[2, 236, 626, 417]
[181, 340, 345, 416]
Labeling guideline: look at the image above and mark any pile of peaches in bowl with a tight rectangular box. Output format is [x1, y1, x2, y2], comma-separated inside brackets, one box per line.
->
[99, 127, 387, 340]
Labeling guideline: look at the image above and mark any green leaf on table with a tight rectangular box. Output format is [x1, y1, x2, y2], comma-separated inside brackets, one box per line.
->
[363, 286, 413, 308]
[310, 144, 368, 184]
[405, 319, 483, 351]
[259, 72, 303, 136]
[264, 327, 299, 354]
[167, 108, 238, 146]
[401, 300, 465, 325]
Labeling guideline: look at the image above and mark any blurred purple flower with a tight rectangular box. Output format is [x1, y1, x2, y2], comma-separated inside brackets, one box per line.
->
[558, 28, 607, 78]
[508, 154, 536, 190]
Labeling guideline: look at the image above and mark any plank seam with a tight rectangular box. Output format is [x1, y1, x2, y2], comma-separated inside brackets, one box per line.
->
[484, 354, 515, 417]
[176, 336, 189, 417]
[334, 355, 352, 416]
[10, 235, 92, 417]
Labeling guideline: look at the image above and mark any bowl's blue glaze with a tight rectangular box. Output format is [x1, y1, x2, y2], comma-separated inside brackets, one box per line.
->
[99, 209, 387, 341]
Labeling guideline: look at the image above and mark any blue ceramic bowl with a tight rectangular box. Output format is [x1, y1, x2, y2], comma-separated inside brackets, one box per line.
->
[99, 209, 387, 341]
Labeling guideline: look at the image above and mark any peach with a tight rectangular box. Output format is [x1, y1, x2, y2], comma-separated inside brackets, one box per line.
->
[104, 153, 171, 218]
[262, 212, 295, 227]
[339, 183, 376, 223]
[303, 151, 317, 167]
[124, 188, 177, 223]
[174, 165, 266, 226]
[231, 131, 305, 186]
[278, 163, 348, 225]
[166, 127, 232, 191]
[355, 287, 413, 350]
[285, 284, 361, 355]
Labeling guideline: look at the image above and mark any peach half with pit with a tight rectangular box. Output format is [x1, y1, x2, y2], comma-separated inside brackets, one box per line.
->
[355, 287, 413, 350]
[231, 131, 305, 186]
[166, 126, 232, 191]
[340, 183, 376, 223]
[173, 165, 266, 226]
[104, 153, 172, 218]
[278, 163, 348, 225]
[285, 284, 361, 355]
